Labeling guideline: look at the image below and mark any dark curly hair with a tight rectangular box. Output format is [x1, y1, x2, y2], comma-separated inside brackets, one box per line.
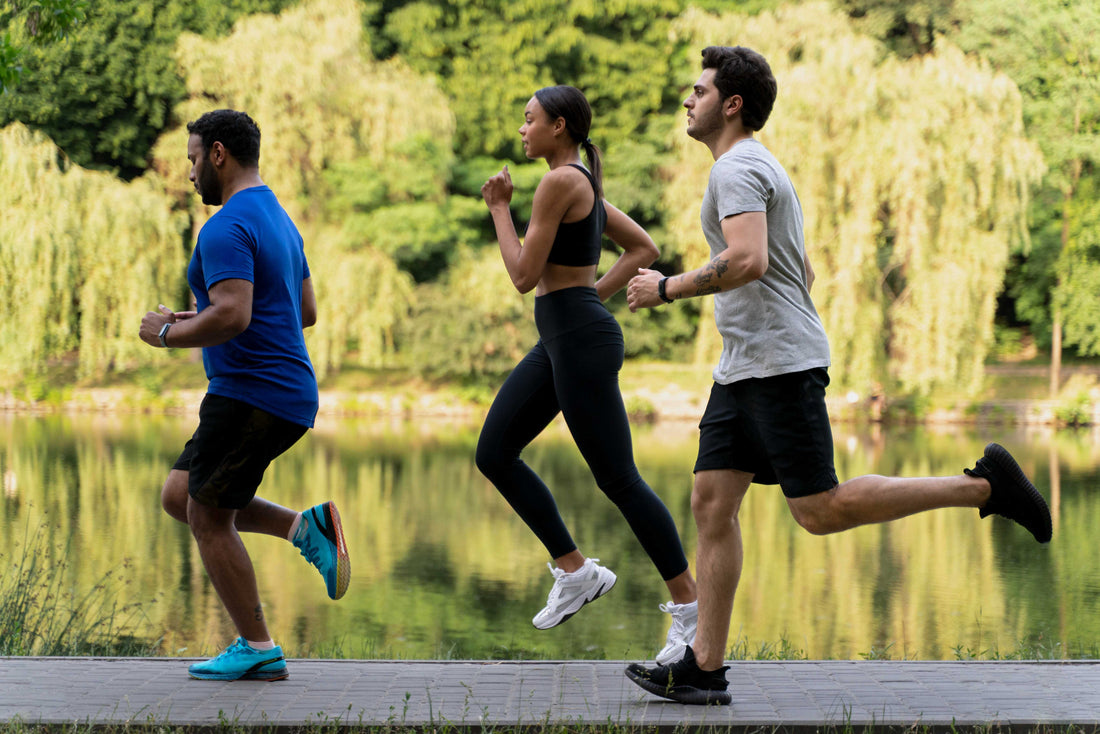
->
[186, 109, 261, 167]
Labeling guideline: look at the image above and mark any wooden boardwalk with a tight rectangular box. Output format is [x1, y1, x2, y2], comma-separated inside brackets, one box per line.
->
[2, 657, 1100, 731]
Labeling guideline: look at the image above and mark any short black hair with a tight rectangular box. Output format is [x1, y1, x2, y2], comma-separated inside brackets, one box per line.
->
[186, 109, 261, 167]
[700, 46, 777, 132]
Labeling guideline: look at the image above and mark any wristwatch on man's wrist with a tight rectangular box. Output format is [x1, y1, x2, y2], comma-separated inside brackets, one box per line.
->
[157, 322, 172, 348]
[657, 277, 674, 304]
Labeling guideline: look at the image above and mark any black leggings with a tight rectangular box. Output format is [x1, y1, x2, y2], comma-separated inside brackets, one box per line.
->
[475, 287, 689, 581]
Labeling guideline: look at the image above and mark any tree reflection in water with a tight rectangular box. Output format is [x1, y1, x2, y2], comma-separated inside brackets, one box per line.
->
[0, 415, 1088, 660]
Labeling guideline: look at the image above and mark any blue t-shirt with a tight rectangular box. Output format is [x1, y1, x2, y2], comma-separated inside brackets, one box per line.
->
[187, 186, 318, 427]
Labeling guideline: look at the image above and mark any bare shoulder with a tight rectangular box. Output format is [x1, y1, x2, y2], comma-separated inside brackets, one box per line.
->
[533, 165, 587, 209]
[538, 164, 587, 190]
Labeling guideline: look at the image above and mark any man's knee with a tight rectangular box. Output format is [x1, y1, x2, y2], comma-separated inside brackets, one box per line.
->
[691, 470, 750, 532]
[787, 487, 843, 535]
[161, 470, 189, 524]
[185, 498, 235, 541]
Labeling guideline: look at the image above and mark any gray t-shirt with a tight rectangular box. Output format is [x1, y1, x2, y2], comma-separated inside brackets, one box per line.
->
[701, 138, 830, 384]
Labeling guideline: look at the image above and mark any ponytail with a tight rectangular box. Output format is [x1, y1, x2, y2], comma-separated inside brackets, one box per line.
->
[581, 139, 604, 198]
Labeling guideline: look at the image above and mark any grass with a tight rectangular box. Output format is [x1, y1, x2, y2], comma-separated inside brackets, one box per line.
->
[1, 718, 1098, 734]
[1, 519, 1092, 662]
[0, 522, 157, 657]
[1, 548, 1095, 734]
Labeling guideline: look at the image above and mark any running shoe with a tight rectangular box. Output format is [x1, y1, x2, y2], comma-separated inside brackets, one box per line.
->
[655, 599, 698, 666]
[966, 443, 1052, 543]
[293, 501, 350, 599]
[188, 638, 288, 681]
[625, 646, 731, 705]
[532, 558, 616, 629]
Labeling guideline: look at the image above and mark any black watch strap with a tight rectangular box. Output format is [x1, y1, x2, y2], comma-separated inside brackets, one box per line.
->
[658, 277, 674, 304]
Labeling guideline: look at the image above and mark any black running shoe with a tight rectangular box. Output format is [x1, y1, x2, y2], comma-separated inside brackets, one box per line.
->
[624, 646, 731, 706]
[966, 443, 1052, 544]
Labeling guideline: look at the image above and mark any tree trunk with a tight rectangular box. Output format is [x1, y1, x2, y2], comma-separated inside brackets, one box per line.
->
[1050, 307, 1062, 396]
[1051, 135, 1083, 398]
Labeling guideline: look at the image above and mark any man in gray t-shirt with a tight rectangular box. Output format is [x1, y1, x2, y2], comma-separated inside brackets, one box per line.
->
[623, 45, 1051, 707]
[703, 137, 829, 383]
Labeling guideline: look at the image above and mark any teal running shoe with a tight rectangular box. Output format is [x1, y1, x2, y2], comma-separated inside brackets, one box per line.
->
[293, 501, 350, 600]
[188, 638, 288, 681]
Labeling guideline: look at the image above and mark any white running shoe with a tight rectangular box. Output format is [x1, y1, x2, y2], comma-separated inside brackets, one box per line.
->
[531, 558, 617, 630]
[655, 599, 698, 665]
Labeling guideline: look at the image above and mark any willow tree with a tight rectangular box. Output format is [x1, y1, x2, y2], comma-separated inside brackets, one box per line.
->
[0, 123, 187, 384]
[952, 0, 1100, 394]
[150, 0, 457, 377]
[664, 3, 1042, 400]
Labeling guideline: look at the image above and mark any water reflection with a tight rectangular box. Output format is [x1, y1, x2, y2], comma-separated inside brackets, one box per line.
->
[0, 414, 1093, 660]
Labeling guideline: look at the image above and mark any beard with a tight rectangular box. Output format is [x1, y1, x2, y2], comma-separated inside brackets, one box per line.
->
[687, 105, 723, 142]
[197, 164, 223, 206]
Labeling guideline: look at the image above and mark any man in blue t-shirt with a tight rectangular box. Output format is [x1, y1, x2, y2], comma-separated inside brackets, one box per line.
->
[139, 109, 350, 682]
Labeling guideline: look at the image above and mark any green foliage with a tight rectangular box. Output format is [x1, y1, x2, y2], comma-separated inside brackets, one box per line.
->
[0, 0, 88, 40]
[0, 0, 296, 177]
[395, 246, 537, 378]
[0, 123, 188, 384]
[1006, 192, 1062, 348]
[954, 0, 1100, 195]
[952, 0, 1100, 356]
[1053, 392, 1092, 427]
[0, 523, 155, 656]
[450, 157, 545, 221]
[0, 0, 87, 93]
[606, 261, 699, 362]
[1055, 177, 1100, 356]
[369, 0, 684, 161]
[836, 0, 959, 57]
[0, 0, 1078, 394]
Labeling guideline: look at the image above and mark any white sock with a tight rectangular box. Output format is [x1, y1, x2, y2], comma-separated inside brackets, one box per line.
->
[287, 512, 303, 542]
[246, 639, 276, 650]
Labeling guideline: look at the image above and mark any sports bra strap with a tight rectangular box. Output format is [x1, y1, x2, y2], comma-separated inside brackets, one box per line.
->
[567, 163, 599, 197]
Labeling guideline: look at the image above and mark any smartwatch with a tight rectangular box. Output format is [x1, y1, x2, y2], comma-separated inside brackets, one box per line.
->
[658, 277, 674, 304]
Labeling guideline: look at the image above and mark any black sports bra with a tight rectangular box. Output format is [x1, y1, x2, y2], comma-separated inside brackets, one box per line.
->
[544, 164, 606, 267]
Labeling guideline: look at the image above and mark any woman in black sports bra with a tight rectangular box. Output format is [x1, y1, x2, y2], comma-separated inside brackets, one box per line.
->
[478, 85, 699, 664]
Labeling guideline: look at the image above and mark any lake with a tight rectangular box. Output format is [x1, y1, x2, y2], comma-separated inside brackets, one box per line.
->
[0, 413, 1093, 661]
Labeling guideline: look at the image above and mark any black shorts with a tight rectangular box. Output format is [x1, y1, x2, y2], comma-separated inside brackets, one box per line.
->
[694, 368, 838, 498]
[173, 394, 308, 509]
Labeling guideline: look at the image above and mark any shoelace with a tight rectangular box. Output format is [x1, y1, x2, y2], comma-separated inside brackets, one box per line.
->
[222, 638, 249, 656]
[544, 563, 567, 603]
[543, 559, 600, 604]
[660, 603, 689, 637]
[296, 529, 324, 567]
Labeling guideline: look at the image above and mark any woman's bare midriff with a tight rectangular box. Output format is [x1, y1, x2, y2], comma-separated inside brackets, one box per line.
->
[536, 262, 599, 296]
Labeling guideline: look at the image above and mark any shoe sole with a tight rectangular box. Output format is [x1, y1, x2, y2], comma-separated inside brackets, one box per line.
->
[625, 666, 731, 705]
[320, 501, 351, 600]
[532, 571, 617, 630]
[985, 443, 1052, 543]
[189, 665, 289, 681]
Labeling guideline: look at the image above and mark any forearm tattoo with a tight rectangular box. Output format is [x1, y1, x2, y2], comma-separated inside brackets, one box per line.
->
[690, 256, 729, 296]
